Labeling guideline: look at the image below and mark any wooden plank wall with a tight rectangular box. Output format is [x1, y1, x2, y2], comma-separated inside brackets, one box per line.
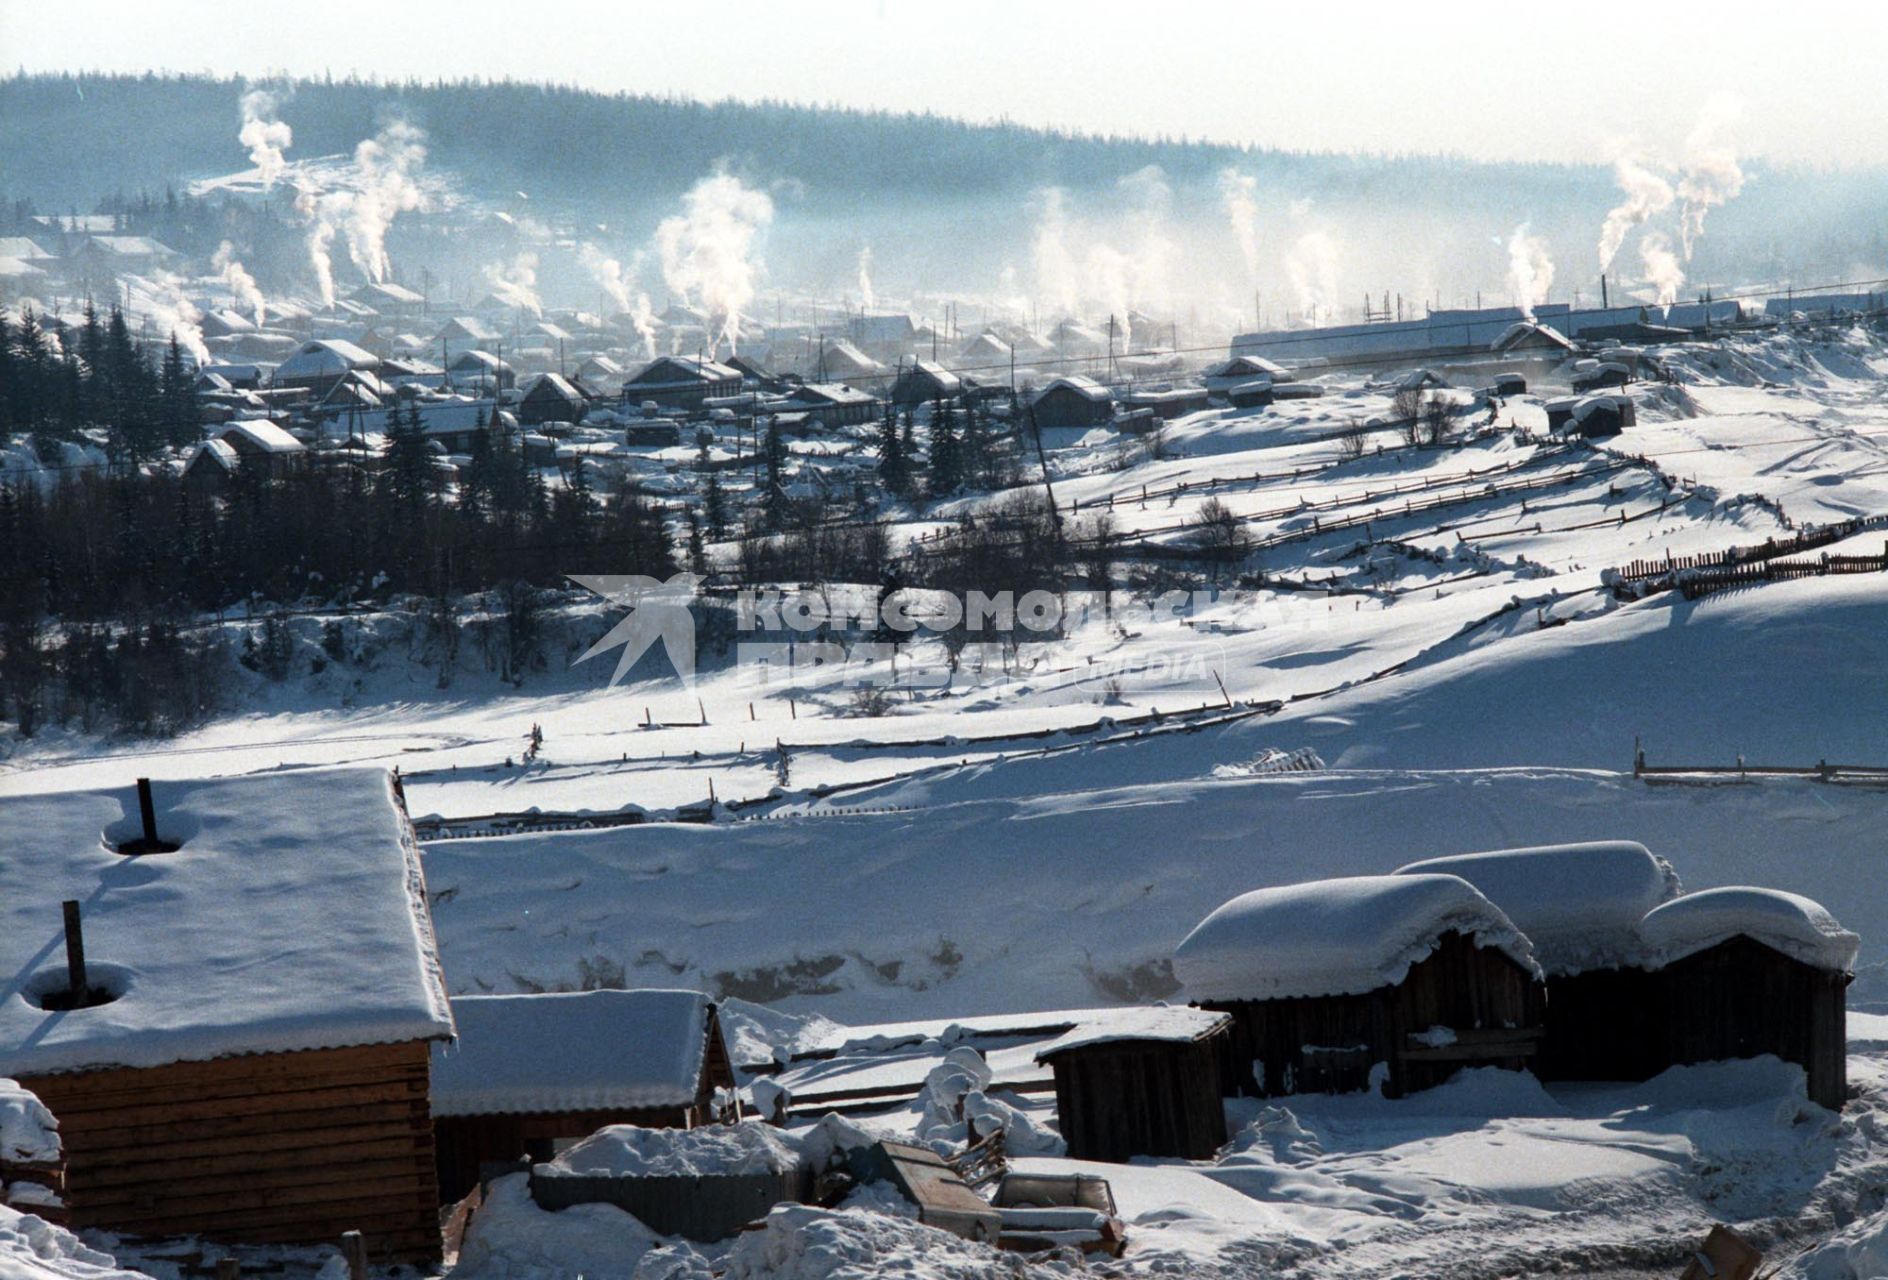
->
[1657, 938, 1850, 1110]
[1205, 932, 1545, 1099]
[19, 1041, 441, 1263]
[1534, 967, 1666, 1083]
[1050, 1037, 1226, 1162]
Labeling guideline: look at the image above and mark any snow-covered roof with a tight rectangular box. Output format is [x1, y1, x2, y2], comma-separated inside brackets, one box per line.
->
[0, 239, 54, 262]
[352, 281, 424, 307]
[522, 372, 585, 402]
[219, 420, 305, 454]
[1491, 322, 1575, 352]
[184, 439, 239, 473]
[1640, 887, 1859, 973]
[794, 382, 878, 407]
[436, 316, 497, 343]
[1396, 842, 1678, 975]
[628, 355, 742, 385]
[1, 1079, 59, 1165]
[274, 338, 380, 381]
[0, 769, 454, 1077]
[1032, 375, 1109, 405]
[1034, 1006, 1230, 1061]
[898, 359, 962, 393]
[430, 989, 714, 1117]
[83, 236, 175, 258]
[1173, 874, 1539, 1002]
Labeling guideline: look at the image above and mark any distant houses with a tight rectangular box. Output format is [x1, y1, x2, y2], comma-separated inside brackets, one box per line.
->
[1, 770, 455, 1261]
[891, 359, 963, 406]
[272, 338, 381, 397]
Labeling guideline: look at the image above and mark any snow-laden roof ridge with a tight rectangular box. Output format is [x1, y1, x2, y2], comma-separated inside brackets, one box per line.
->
[1395, 841, 1680, 976]
[1640, 886, 1859, 973]
[1034, 1005, 1230, 1061]
[1173, 874, 1540, 1002]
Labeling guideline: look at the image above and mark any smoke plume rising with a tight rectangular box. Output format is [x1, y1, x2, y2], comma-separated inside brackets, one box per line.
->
[1677, 96, 1745, 260]
[344, 119, 429, 284]
[857, 246, 876, 310]
[1217, 168, 1261, 278]
[1597, 156, 1675, 272]
[654, 171, 775, 354]
[483, 251, 542, 316]
[211, 241, 266, 327]
[238, 88, 292, 189]
[1506, 222, 1554, 321]
[1638, 231, 1685, 305]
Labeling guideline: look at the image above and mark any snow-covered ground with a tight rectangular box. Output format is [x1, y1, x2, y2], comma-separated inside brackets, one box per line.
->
[7, 326, 1888, 1278]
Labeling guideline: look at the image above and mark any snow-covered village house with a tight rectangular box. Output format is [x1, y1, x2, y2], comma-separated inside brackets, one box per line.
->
[271, 338, 382, 399]
[0, 770, 456, 1261]
[622, 355, 742, 412]
[428, 989, 739, 1204]
[1173, 875, 1546, 1099]
[890, 359, 964, 406]
[1030, 375, 1114, 429]
[517, 372, 590, 426]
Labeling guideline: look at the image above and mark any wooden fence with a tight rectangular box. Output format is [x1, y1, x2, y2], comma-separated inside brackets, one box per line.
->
[1608, 515, 1888, 597]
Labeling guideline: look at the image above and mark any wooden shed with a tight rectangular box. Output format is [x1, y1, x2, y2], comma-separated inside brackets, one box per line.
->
[2, 771, 455, 1262]
[1639, 888, 1856, 1110]
[430, 989, 738, 1204]
[1396, 841, 1677, 1083]
[1174, 875, 1545, 1099]
[1035, 1007, 1230, 1162]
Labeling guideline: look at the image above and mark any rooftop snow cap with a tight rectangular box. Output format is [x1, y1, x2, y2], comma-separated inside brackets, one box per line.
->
[1172, 874, 1539, 1003]
[430, 989, 715, 1117]
[1395, 841, 1679, 975]
[1639, 887, 1859, 973]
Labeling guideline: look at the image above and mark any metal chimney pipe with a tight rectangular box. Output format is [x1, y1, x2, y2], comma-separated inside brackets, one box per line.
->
[137, 778, 158, 848]
[62, 900, 88, 1005]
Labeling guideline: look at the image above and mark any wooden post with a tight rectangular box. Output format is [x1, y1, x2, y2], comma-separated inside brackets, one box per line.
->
[216, 1258, 240, 1280]
[62, 900, 87, 1004]
[341, 1230, 368, 1280]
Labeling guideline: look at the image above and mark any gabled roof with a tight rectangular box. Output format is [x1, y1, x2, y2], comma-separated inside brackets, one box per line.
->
[1031, 375, 1109, 405]
[82, 236, 177, 258]
[897, 359, 962, 394]
[219, 420, 306, 454]
[0, 238, 55, 262]
[352, 281, 425, 307]
[435, 316, 497, 343]
[430, 989, 715, 1116]
[1492, 321, 1576, 353]
[448, 348, 511, 373]
[32, 214, 115, 233]
[184, 438, 239, 474]
[275, 339, 381, 381]
[0, 769, 454, 1077]
[626, 354, 741, 386]
[792, 382, 878, 408]
[522, 372, 585, 403]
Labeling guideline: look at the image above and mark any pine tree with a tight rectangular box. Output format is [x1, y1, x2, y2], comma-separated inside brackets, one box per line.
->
[159, 334, 195, 447]
[762, 415, 789, 529]
[703, 469, 728, 540]
[928, 399, 963, 497]
[877, 402, 909, 497]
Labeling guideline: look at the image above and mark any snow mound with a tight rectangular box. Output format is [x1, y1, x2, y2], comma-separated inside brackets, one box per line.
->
[450, 1172, 684, 1280]
[0, 1083, 58, 1166]
[1640, 887, 1859, 972]
[724, 1203, 1069, 1280]
[541, 1122, 805, 1179]
[1173, 874, 1539, 1001]
[0, 1205, 151, 1280]
[1395, 841, 1678, 974]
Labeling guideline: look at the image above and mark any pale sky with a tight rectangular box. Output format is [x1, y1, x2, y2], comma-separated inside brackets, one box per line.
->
[5, 0, 1887, 167]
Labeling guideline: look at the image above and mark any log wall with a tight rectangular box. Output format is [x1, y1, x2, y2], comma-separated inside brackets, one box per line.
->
[18, 1040, 441, 1262]
[1046, 1036, 1226, 1162]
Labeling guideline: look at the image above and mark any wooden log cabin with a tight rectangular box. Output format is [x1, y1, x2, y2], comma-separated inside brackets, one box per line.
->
[1173, 875, 1546, 1099]
[1034, 1007, 1231, 1162]
[1, 770, 456, 1262]
[1638, 887, 1857, 1110]
[430, 989, 739, 1204]
[1396, 841, 1678, 1083]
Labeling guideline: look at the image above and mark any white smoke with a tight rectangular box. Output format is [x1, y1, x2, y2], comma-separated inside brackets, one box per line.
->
[238, 88, 292, 189]
[857, 246, 877, 311]
[343, 119, 428, 284]
[579, 243, 658, 357]
[1217, 168, 1261, 278]
[1597, 156, 1675, 272]
[1117, 165, 1176, 333]
[138, 273, 211, 366]
[211, 241, 266, 327]
[483, 251, 542, 316]
[1030, 187, 1080, 321]
[1506, 222, 1555, 321]
[1082, 243, 1134, 348]
[296, 187, 339, 307]
[1639, 231, 1685, 306]
[1677, 96, 1745, 261]
[1285, 230, 1340, 324]
[654, 171, 775, 355]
